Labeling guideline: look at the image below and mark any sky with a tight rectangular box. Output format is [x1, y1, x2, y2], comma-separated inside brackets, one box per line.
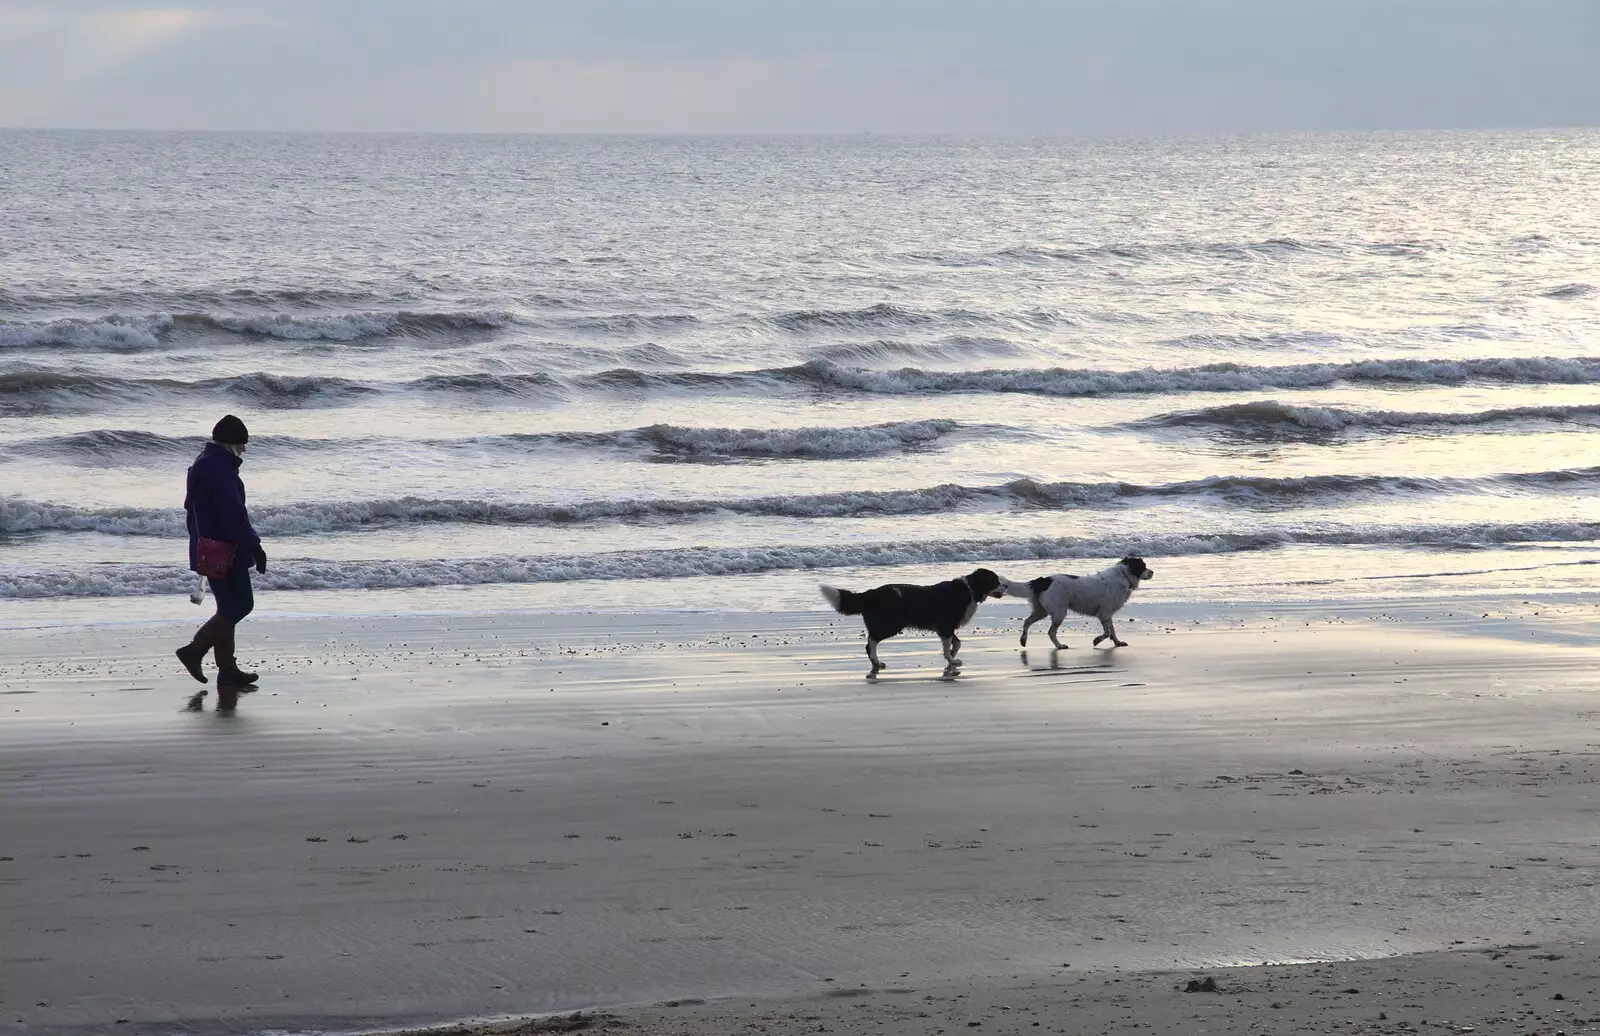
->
[0, 0, 1595, 134]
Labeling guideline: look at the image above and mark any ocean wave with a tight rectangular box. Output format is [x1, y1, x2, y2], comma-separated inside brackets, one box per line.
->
[10, 355, 1600, 412]
[0, 285, 421, 314]
[813, 336, 1025, 365]
[0, 368, 521, 410]
[0, 310, 514, 350]
[909, 238, 1435, 267]
[8, 466, 1597, 538]
[0, 369, 193, 409]
[185, 310, 515, 341]
[772, 355, 1600, 396]
[405, 372, 561, 395]
[1164, 330, 1345, 351]
[1136, 400, 1600, 433]
[0, 429, 363, 463]
[770, 303, 989, 332]
[611, 419, 963, 459]
[575, 368, 743, 391]
[543, 343, 693, 368]
[0, 365, 706, 410]
[1361, 241, 1440, 259]
[197, 371, 384, 407]
[5, 520, 1600, 599]
[0, 420, 966, 464]
[0, 315, 174, 352]
[4, 429, 209, 461]
[534, 312, 699, 334]
[1542, 283, 1596, 300]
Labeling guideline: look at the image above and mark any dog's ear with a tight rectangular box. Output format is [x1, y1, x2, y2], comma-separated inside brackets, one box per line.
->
[1121, 556, 1146, 576]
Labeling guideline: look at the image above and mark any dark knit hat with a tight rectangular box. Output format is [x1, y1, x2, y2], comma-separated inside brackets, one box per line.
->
[212, 414, 249, 445]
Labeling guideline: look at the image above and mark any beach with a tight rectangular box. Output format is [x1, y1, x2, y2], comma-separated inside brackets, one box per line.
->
[5, 127, 1600, 1036]
[6, 595, 1600, 1035]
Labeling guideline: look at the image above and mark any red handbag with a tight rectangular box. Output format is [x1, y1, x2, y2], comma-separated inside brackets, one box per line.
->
[195, 537, 236, 579]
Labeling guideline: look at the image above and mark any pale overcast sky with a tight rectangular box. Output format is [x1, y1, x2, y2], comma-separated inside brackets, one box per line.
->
[0, 0, 1595, 134]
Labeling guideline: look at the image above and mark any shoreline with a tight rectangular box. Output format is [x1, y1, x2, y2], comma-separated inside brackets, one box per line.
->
[4, 544, 1600, 629]
[5, 598, 1600, 1035]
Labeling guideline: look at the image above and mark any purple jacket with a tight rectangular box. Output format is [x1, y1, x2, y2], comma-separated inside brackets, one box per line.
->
[184, 443, 261, 572]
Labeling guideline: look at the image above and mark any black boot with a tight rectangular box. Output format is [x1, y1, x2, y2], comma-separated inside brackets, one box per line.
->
[176, 614, 228, 684]
[215, 624, 258, 688]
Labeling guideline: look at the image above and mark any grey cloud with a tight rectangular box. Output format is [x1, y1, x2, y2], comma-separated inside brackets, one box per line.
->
[0, 0, 1594, 132]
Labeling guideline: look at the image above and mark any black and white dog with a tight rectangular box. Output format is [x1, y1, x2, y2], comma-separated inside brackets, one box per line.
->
[820, 568, 1006, 676]
[1003, 557, 1154, 649]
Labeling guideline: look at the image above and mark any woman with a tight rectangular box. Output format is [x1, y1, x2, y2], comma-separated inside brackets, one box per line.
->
[176, 414, 267, 688]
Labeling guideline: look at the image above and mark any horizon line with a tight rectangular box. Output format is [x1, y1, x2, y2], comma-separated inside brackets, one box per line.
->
[3, 123, 1598, 139]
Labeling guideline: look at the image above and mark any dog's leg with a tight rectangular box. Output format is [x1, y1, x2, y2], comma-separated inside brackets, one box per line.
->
[1091, 614, 1128, 648]
[938, 634, 962, 678]
[1020, 602, 1047, 646]
[866, 639, 886, 674]
[1047, 614, 1067, 650]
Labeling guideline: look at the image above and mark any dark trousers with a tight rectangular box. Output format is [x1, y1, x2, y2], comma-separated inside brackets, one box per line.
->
[208, 564, 255, 624]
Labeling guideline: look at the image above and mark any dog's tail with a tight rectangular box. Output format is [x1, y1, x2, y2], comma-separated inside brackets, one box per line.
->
[1001, 576, 1051, 601]
[819, 585, 864, 615]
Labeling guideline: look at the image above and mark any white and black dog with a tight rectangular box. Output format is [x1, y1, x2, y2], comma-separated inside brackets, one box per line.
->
[821, 568, 1006, 676]
[1003, 557, 1154, 649]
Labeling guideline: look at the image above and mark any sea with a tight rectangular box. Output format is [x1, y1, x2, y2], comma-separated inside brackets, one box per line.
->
[2, 129, 1598, 625]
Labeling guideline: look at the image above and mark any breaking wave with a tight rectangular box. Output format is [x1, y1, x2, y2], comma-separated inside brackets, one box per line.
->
[2, 419, 968, 464]
[0, 315, 173, 352]
[7, 466, 1597, 537]
[6, 520, 1600, 599]
[1136, 400, 1600, 434]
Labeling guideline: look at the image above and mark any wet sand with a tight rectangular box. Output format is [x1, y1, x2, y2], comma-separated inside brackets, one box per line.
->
[423, 939, 1600, 1036]
[4, 598, 1600, 1035]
